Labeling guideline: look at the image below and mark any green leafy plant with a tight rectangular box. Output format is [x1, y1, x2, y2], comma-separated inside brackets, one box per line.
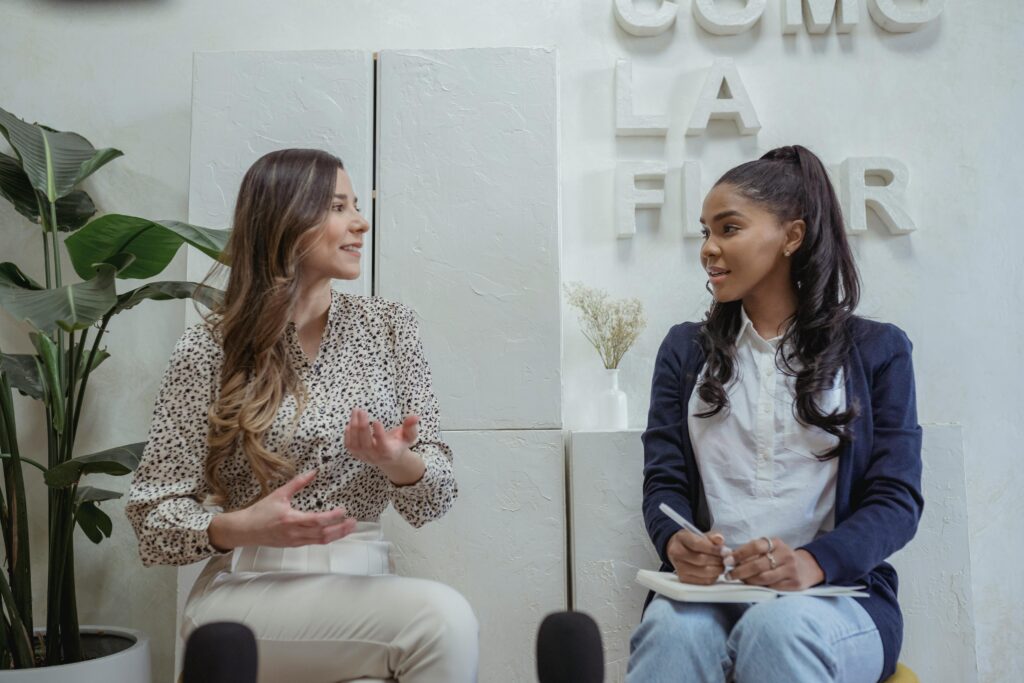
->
[0, 107, 229, 668]
[564, 282, 646, 369]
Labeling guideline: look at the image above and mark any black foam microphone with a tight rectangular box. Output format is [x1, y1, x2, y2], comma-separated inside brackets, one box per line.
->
[536, 611, 605, 683]
[182, 621, 258, 683]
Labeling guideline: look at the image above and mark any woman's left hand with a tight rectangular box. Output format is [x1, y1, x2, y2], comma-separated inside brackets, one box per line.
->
[728, 537, 825, 591]
[344, 408, 426, 485]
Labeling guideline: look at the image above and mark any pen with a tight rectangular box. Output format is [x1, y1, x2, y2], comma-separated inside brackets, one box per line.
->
[658, 502, 735, 570]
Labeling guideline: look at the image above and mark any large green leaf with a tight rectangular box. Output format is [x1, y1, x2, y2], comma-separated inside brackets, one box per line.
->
[75, 347, 110, 379]
[0, 152, 37, 219]
[0, 153, 96, 231]
[44, 441, 144, 488]
[0, 262, 43, 290]
[65, 214, 230, 280]
[0, 346, 106, 402]
[75, 486, 122, 504]
[0, 353, 42, 400]
[0, 107, 122, 202]
[29, 332, 65, 434]
[112, 280, 224, 316]
[0, 262, 119, 333]
[75, 501, 113, 544]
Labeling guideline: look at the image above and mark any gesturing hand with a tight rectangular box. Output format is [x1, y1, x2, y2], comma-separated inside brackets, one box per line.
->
[728, 537, 825, 591]
[344, 408, 419, 467]
[209, 469, 356, 550]
[667, 530, 729, 586]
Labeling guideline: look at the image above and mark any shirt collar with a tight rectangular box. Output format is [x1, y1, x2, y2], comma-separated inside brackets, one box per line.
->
[736, 306, 783, 351]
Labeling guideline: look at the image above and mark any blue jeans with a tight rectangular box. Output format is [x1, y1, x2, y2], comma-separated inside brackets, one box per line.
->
[626, 595, 883, 683]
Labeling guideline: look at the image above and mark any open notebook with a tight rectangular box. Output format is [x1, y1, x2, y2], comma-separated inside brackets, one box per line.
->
[636, 569, 868, 603]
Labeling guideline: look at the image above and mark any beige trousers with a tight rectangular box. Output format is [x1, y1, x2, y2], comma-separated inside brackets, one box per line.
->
[182, 523, 479, 683]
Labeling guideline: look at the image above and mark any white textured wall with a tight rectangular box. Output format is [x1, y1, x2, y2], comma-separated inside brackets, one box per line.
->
[186, 49, 376, 297]
[377, 48, 562, 431]
[2, 2, 1021, 681]
[570, 426, 979, 683]
[383, 430, 566, 683]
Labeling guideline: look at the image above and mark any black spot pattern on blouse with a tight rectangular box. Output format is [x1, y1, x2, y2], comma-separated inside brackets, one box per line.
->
[125, 292, 457, 567]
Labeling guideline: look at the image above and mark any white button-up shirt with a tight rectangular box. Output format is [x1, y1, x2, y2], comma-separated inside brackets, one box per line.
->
[687, 308, 845, 550]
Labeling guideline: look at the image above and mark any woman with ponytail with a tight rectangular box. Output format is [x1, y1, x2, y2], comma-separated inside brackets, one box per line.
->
[127, 149, 478, 682]
[627, 145, 922, 683]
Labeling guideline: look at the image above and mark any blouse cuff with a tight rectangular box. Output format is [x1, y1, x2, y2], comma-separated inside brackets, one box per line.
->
[388, 448, 445, 501]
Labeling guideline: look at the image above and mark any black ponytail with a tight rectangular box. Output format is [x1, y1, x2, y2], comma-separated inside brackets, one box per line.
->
[696, 145, 861, 458]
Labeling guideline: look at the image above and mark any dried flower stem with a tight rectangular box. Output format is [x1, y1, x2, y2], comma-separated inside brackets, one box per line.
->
[564, 282, 646, 369]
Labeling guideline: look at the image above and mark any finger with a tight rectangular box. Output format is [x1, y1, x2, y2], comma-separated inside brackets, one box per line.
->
[670, 546, 725, 570]
[372, 421, 389, 448]
[745, 567, 797, 588]
[675, 568, 720, 586]
[352, 412, 373, 452]
[401, 415, 420, 444]
[731, 537, 775, 564]
[343, 420, 354, 452]
[676, 530, 723, 556]
[673, 559, 723, 581]
[294, 507, 349, 528]
[277, 469, 318, 498]
[319, 518, 359, 544]
[731, 553, 785, 583]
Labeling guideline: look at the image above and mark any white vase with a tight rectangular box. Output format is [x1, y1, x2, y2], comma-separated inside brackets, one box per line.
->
[595, 368, 629, 430]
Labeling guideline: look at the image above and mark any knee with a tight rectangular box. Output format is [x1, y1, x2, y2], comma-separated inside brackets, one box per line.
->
[412, 582, 479, 647]
[631, 598, 716, 655]
[732, 599, 824, 652]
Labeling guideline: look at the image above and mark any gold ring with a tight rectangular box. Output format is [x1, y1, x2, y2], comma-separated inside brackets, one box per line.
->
[767, 552, 777, 570]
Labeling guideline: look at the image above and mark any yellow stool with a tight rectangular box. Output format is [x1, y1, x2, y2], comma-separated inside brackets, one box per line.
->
[885, 663, 919, 682]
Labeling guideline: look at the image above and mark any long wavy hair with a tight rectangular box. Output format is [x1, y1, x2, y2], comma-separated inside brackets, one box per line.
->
[203, 148, 344, 504]
[696, 145, 861, 458]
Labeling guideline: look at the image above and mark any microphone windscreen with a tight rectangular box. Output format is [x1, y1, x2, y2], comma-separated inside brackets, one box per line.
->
[536, 611, 605, 683]
[182, 621, 258, 683]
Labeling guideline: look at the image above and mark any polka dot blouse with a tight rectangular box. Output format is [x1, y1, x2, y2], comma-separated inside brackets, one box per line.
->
[126, 291, 457, 567]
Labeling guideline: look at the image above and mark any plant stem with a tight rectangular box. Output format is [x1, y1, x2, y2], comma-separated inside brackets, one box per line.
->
[0, 569, 33, 667]
[40, 232, 52, 290]
[61, 329, 87, 463]
[0, 367, 33, 644]
[48, 201, 62, 289]
[36, 194, 52, 290]
[71, 318, 108, 440]
[57, 504, 81, 663]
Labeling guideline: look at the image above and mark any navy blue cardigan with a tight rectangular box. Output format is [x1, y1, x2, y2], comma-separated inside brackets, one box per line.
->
[641, 317, 923, 682]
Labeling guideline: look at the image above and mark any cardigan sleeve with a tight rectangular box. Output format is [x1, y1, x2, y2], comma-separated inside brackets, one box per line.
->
[641, 323, 703, 566]
[800, 324, 924, 584]
[385, 303, 458, 527]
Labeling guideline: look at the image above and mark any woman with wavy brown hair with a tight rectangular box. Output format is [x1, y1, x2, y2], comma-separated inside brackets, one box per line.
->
[127, 148, 478, 682]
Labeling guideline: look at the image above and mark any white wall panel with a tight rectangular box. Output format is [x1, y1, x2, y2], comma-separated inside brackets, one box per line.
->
[383, 430, 567, 683]
[569, 430, 657, 682]
[377, 48, 562, 431]
[889, 425, 978, 683]
[187, 50, 375, 297]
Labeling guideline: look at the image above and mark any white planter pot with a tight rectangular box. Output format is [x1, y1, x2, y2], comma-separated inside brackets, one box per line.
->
[4, 626, 150, 683]
[594, 368, 629, 430]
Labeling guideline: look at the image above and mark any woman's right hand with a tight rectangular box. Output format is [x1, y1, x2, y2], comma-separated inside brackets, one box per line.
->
[666, 530, 728, 585]
[208, 469, 357, 551]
